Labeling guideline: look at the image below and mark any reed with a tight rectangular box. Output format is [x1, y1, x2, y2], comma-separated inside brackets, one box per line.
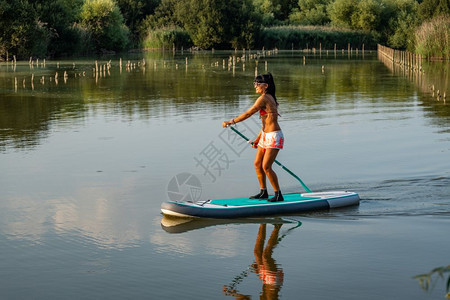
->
[142, 27, 192, 50]
[259, 26, 376, 50]
[414, 15, 449, 60]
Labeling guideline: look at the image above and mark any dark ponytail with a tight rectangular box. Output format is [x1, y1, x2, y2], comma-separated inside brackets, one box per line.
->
[265, 73, 277, 105]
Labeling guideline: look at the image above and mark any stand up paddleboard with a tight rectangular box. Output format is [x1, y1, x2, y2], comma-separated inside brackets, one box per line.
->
[161, 191, 359, 218]
[161, 127, 360, 219]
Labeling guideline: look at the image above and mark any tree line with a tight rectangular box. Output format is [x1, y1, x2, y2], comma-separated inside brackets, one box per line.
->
[0, 0, 448, 60]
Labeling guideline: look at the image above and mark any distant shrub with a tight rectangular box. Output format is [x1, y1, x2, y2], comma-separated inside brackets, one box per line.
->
[80, 0, 130, 52]
[142, 27, 192, 49]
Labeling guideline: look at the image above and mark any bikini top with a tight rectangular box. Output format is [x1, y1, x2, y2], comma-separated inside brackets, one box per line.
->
[259, 109, 281, 117]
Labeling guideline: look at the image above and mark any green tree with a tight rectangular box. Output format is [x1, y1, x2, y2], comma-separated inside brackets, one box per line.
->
[230, 0, 262, 48]
[176, 0, 261, 49]
[387, 0, 419, 49]
[34, 0, 85, 56]
[139, 0, 181, 31]
[289, 0, 331, 25]
[253, 0, 280, 25]
[327, 0, 358, 28]
[273, 0, 297, 20]
[418, 0, 450, 21]
[0, 0, 50, 58]
[116, 0, 160, 44]
[80, 0, 130, 52]
[352, 0, 383, 31]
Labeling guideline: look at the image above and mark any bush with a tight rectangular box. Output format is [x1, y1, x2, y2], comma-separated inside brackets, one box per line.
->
[80, 0, 130, 52]
[415, 15, 450, 59]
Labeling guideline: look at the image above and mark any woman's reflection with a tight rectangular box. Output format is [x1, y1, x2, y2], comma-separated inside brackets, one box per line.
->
[223, 224, 284, 299]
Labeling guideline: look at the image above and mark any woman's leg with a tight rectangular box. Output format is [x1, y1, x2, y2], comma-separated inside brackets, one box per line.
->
[254, 146, 267, 189]
[250, 147, 269, 199]
[262, 148, 280, 192]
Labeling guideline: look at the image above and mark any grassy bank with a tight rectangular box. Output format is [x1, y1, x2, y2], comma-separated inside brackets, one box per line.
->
[142, 27, 192, 50]
[259, 26, 377, 50]
[140, 26, 376, 51]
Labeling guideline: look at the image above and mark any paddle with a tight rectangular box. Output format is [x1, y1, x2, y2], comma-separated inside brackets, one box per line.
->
[228, 126, 312, 193]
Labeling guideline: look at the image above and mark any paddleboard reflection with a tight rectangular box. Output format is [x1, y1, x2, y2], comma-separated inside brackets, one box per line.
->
[160, 215, 298, 234]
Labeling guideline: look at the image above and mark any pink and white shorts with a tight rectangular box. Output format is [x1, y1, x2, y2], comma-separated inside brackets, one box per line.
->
[258, 130, 284, 149]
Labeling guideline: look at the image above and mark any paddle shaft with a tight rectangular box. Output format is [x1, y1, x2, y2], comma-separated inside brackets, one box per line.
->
[229, 126, 312, 193]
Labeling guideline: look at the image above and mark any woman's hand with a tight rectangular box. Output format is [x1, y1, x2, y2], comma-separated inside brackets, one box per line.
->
[222, 119, 235, 128]
[251, 139, 259, 148]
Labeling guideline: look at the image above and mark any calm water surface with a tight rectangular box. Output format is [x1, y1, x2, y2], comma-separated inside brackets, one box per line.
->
[0, 51, 449, 299]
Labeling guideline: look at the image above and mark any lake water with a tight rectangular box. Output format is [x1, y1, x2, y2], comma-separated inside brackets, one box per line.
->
[1, 50, 449, 299]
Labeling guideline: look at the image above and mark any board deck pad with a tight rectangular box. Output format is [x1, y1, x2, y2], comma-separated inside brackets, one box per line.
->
[209, 193, 320, 206]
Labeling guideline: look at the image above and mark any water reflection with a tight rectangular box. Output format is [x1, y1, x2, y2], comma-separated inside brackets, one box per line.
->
[1, 51, 449, 153]
[0, 185, 143, 250]
[160, 216, 301, 298]
[223, 224, 284, 299]
[221, 221, 301, 299]
[377, 51, 449, 131]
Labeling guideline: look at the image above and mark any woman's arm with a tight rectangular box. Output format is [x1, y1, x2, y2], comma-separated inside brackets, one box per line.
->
[222, 97, 264, 128]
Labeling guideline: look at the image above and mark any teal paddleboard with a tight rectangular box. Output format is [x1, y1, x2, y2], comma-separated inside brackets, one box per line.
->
[161, 191, 360, 219]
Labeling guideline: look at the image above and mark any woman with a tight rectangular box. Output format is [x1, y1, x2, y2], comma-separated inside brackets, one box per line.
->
[222, 73, 284, 202]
